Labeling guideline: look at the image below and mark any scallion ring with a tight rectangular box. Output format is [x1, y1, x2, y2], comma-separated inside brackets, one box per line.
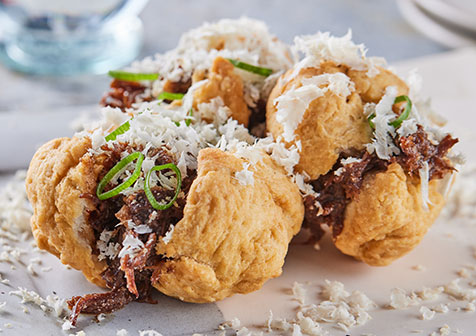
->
[227, 59, 273, 77]
[389, 95, 412, 128]
[96, 152, 144, 200]
[144, 163, 182, 211]
[108, 70, 159, 82]
[368, 113, 376, 129]
[105, 120, 131, 141]
[185, 109, 193, 127]
[367, 95, 412, 129]
[158, 92, 185, 101]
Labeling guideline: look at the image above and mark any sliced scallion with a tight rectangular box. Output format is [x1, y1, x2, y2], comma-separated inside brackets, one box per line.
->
[227, 59, 273, 77]
[389, 95, 412, 128]
[144, 163, 182, 211]
[96, 152, 144, 200]
[105, 120, 131, 141]
[157, 92, 185, 101]
[108, 70, 159, 82]
[367, 95, 412, 129]
[185, 109, 193, 127]
[368, 113, 376, 129]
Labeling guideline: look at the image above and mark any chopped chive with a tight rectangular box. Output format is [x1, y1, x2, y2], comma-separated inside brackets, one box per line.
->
[144, 163, 182, 211]
[389, 95, 412, 128]
[105, 120, 131, 141]
[158, 92, 185, 101]
[108, 70, 159, 82]
[368, 95, 412, 130]
[185, 109, 193, 127]
[368, 113, 376, 129]
[96, 152, 144, 200]
[227, 59, 273, 77]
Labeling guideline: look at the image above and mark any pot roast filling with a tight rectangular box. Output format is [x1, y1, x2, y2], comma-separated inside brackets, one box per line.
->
[303, 126, 458, 241]
[68, 144, 196, 325]
[101, 76, 269, 138]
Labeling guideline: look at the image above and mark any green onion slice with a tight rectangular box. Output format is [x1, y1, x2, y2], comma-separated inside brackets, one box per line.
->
[144, 163, 182, 211]
[389, 95, 412, 128]
[185, 109, 193, 127]
[96, 152, 144, 200]
[368, 95, 412, 129]
[105, 120, 131, 141]
[157, 92, 185, 101]
[108, 70, 159, 82]
[227, 59, 273, 77]
[368, 113, 376, 129]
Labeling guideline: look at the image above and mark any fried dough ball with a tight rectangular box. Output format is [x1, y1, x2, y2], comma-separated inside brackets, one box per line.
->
[193, 56, 251, 126]
[26, 137, 108, 286]
[153, 148, 303, 302]
[266, 61, 408, 179]
[334, 163, 444, 266]
[26, 137, 303, 302]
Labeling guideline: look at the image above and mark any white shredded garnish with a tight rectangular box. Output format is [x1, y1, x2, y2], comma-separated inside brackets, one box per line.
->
[97, 230, 121, 261]
[162, 225, 175, 245]
[389, 288, 420, 309]
[118, 234, 145, 259]
[292, 282, 307, 305]
[419, 161, 432, 211]
[274, 73, 354, 142]
[129, 17, 292, 108]
[291, 30, 385, 80]
[235, 162, 255, 186]
[365, 86, 400, 160]
[139, 330, 164, 336]
[419, 306, 435, 320]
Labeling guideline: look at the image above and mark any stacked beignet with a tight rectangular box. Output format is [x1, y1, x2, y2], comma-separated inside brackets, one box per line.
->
[267, 32, 458, 266]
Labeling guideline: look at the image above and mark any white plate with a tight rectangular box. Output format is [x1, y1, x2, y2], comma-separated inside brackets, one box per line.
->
[415, 0, 476, 33]
[0, 48, 476, 335]
[397, 0, 476, 48]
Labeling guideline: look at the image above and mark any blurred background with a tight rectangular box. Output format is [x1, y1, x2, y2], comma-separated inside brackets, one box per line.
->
[0, 0, 475, 171]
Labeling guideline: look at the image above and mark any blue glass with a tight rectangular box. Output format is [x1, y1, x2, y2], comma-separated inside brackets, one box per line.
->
[0, 0, 148, 75]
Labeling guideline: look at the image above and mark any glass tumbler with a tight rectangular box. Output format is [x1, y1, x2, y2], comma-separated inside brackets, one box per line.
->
[0, 0, 149, 75]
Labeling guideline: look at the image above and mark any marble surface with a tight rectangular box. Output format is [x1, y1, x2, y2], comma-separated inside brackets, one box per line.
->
[0, 0, 447, 117]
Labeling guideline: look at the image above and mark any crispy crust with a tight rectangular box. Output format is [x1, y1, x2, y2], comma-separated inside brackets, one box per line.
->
[26, 137, 107, 287]
[26, 138, 303, 301]
[334, 163, 445, 266]
[194, 57, 251, 126]
[153, 148, 303, 302]
[266, 61, 408, 180]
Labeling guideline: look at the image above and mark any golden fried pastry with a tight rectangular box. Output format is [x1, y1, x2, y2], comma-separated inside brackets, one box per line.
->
[154, 148, 303, 302]
[267, 56, 457, 266]
[266, 61, 408, 179]
[26, 132, 303, 317]
[335, 163, 444, 266]
[26, 136, 107, 286]
[193, 57, 251, 126]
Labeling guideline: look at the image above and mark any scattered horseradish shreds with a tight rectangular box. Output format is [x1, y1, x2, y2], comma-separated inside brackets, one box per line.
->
[268, 30, 460, 211]
[290, 30, 386, 80]
[274, 72, 355, 142]
[126, 17, 293, 108]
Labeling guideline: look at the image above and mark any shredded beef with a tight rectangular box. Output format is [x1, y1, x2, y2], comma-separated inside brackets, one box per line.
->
[100, 79, 150, 110]
[248, 99, 267, 138]
[69, 146, 196, 324]
[162, 78, 192, 95]
[303, 128, 458, 241]
[120, 233, 157, 298]
[397, 126, 458, 179]
[68, 287, 134, 325]
[304, 152, 388, 238]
